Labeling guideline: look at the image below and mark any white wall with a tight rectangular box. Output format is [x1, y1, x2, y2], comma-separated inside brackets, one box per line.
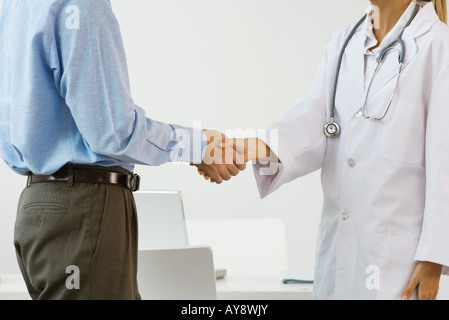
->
[106, 0, 364, 274]
[1, 0, 449, 298]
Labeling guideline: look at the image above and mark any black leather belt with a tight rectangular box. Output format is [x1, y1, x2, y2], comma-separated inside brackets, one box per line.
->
[27, 166, 140, 192]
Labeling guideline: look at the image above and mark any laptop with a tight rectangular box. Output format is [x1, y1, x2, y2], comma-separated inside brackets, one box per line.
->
[137, 246, 218, 300]
[133, 190, 227, 279]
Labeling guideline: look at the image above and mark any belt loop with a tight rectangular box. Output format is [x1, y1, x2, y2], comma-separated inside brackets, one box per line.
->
[67, 166, 74, 187]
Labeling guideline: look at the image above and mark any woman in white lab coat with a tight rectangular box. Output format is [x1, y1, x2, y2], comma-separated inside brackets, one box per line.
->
[202, 0, 449, 300]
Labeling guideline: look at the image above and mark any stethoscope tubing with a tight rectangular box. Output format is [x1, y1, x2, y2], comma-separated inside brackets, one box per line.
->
[329, 14, 367, 122]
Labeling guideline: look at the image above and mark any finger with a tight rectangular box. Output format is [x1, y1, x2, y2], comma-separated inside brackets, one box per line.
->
[402, 277, 419, 300]
[234, 150, 247, 171]
[202, 174, 215, 183]
[226, 164, 240, 177]
[417, 289, 433, 300]
[219, 152, 241, 177]
[222, 145, 245, 170]
[222, 145, 235, 166]
[195, 166, 207, 177]
[201, 166, 223, 184]
[218, 167, 232, 181]
[417, 282, 439, 300]
[220, 146, 244, 177]
[209, 169, 224, 184]
[223, 138, 247, 158]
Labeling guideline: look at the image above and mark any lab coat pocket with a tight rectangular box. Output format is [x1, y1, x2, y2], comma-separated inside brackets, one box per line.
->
[379, 101, 425, 164]
[378, 234, 419, 300]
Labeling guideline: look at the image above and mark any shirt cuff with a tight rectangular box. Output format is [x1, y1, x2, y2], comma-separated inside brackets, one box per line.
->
[169, 125, 208, 164]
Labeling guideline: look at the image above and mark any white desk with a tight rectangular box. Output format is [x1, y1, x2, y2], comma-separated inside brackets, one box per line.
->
[216, 275, 313, 300]
[0, 274, 313, 300]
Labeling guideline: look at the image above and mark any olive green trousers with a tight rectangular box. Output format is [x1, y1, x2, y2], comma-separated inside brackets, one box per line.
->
[13, 167, 141, 300]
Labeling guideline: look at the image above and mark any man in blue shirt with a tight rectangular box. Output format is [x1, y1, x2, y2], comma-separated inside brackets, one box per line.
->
[0, 0, 245, 299]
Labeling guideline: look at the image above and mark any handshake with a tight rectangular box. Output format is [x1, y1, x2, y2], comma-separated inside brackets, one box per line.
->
[192, 129, 278, 184]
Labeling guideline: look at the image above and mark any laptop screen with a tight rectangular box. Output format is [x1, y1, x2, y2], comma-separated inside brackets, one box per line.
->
[133, 190, 189, 249]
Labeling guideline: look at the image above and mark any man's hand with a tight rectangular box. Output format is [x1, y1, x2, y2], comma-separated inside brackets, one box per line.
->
[192, 130, 246, 184]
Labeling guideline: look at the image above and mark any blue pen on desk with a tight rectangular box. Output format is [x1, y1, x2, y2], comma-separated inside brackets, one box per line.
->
[282, 279, 314, 284]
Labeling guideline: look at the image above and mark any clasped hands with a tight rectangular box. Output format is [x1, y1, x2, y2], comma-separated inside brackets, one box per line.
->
[192, 129, 278, 184]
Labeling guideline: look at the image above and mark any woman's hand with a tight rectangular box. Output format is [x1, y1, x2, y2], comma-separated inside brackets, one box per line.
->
[401, 261, 442, 300]
[226, 138, 279, 163]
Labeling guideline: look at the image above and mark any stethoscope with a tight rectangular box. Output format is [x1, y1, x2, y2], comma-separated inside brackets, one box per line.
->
[324, 4, 421, 138]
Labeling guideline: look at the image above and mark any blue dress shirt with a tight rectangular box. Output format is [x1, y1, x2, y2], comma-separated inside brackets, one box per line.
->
[0, 0, 207, 175]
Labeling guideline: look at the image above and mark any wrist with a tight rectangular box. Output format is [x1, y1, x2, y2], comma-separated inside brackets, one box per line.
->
[246, 138, 259, 161]
[420, 261, 443, 274]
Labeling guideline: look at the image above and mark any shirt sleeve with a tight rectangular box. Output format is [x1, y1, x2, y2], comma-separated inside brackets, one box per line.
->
[47, 0, 207, 165]
[415, 62, 449, 274]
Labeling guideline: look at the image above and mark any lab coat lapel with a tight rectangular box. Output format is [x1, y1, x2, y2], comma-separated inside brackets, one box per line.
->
[344, 30, 366, 98]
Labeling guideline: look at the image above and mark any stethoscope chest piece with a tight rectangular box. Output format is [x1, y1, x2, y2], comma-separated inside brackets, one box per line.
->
[324, 121, 340, 138]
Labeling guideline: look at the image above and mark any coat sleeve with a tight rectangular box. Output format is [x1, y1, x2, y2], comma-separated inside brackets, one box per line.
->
[415, 62, 449, 275]
[252, 43, 329, 199]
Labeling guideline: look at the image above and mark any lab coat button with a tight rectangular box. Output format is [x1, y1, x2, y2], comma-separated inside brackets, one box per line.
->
[348, 159, 356, 167]
[355, 110, 362, 118]
[341, 213, 349, 221]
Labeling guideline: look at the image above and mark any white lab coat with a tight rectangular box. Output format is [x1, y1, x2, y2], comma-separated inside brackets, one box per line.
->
[253, 3, 449, 300]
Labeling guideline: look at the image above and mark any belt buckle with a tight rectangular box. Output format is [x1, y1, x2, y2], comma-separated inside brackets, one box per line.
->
[127, 173, 140, 192]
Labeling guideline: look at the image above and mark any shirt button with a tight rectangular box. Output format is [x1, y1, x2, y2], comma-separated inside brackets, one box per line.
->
[348, 159, 356, 167]
[341, 213, 349, 221]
